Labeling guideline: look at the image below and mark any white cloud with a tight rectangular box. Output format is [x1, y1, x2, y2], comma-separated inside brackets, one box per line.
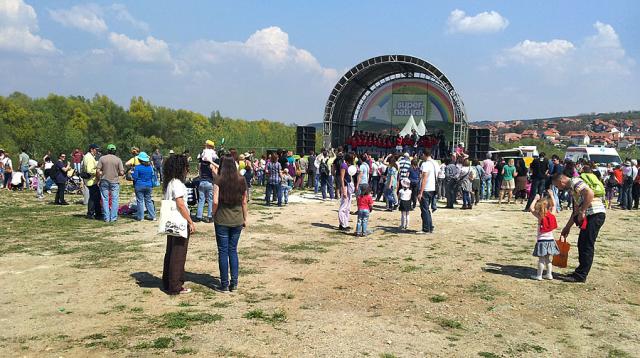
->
[182, 26, 338, 82]
[499, 39, 575, 66]
[108, 32, 171, 63]
[0, 0, 58, 54]
[497, 22, 634, 76]
[110, 3, 149, 32]
[581, 21, 634, 75]
[49, 4, 107, 34]
[447, 9, 509, 34]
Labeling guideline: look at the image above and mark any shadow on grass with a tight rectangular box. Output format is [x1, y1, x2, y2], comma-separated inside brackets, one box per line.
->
[131, 271, 221, 291]
[375, 226, 411, 234]
[311, 222, 339, 230]
[482, 263, 537, 280]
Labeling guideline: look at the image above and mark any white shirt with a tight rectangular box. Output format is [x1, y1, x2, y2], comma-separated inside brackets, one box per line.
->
[11, 171, 24, 185]
[167, 179, 187, 200]
[378, 163, 387, 176]
[2, 157, 12, 170]
[438, 163, 446, 179]
[399, 187, 412, 201]
[420, 159, 439, 192]
[371, 161, 380, 177]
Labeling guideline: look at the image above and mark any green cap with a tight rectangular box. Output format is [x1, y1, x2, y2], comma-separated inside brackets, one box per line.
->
[107, 144, 116, 151]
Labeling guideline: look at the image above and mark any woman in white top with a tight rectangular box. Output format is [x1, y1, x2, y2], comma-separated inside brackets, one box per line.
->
[161, 154, 196, 295]
[370, 157, 380, 198]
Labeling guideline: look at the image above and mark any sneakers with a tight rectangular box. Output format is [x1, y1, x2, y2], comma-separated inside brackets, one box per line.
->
[179, 287, 192, 294]
[229, 285, 237, 292]
[416, 231, 431, 235]
[543, 274, 554, 280]
[562, 274, 586, 283]
[214, 285, 229, 293]
[531, 275, 543, 281]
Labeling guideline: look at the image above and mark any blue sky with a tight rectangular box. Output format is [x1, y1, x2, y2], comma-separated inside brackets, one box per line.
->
[1, 0, 638, 124]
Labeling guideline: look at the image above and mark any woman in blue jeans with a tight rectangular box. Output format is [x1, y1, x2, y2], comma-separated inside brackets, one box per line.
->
[213, 156, 248, 293]
[131, 152, 156, 221]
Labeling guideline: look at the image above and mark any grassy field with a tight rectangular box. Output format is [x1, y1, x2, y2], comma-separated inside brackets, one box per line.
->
[0, 186, 638, 357]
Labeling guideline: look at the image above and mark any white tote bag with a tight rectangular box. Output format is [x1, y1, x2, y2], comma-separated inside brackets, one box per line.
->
[157, 179, 189, 239]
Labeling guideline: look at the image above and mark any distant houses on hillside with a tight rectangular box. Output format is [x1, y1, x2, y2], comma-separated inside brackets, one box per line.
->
[469, 115, 640, 148]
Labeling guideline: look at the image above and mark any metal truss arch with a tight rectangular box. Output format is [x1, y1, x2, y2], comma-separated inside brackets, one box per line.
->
[323, 55, 468, 150]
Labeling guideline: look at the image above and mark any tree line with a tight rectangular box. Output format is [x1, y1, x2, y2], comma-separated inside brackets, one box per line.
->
[0, 92, 303, 159]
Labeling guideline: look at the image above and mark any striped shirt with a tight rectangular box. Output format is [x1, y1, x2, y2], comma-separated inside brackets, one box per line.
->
[398, 157, 411, 179]
[570, 178, 606, 216]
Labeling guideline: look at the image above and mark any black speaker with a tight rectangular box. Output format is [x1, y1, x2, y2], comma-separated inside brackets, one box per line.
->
[467, 128, 490, 160]
[296, 126, 316, 155]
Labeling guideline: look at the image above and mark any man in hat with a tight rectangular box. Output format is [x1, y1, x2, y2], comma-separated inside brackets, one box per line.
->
[97, 144, 124, 222]
[83, 144, 102, 219]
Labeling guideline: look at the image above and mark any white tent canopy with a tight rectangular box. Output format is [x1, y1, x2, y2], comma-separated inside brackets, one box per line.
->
[416, 119, 426, 136]
[399, 115, 418, 136]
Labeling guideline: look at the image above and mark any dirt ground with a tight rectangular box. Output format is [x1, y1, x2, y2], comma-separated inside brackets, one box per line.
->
[0, 186, 638, 357]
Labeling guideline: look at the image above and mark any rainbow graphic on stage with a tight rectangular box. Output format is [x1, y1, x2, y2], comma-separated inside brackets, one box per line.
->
[357, 79, 454, 135]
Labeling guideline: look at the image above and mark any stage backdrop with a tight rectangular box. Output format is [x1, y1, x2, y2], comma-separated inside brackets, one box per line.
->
[356, 79, 454, 138]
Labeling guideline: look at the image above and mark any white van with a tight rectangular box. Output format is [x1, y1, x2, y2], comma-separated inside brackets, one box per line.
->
[564, 146, 622, 175]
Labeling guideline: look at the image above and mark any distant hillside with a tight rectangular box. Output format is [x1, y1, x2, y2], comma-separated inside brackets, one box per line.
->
[471, 110, 640, 127]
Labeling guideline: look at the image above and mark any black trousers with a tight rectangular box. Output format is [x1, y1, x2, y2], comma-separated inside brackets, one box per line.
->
[525, 178, 546, 210]
[87, 184, 102, 217]
[162, 235, 190, 294]
[574, 213, 606, 280]
[410, 181, 419, 209]
[307, 171, 315, 188]
[633, 183, 640, 209]
[445, 179, 457, 208]
[55, 182, 66, 204]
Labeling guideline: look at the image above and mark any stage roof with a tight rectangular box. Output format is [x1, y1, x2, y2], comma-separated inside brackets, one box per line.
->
[323, 55, 468, 148]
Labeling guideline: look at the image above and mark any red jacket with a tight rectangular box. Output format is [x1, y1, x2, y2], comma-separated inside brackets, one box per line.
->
[357, 194, 374, 211]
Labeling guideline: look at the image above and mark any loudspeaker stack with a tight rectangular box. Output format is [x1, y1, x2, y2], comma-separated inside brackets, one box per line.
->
[296, 126, 316, 155]
[467, 128, 491, 160]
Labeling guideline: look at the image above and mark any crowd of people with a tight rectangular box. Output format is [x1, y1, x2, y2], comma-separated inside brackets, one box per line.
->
[345, 129, 448, 158]
[2, 138, 638, 290]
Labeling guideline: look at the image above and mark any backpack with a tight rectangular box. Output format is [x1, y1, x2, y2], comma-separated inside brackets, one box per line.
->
[319, 159, 330, 176]
[79, 158, 91, 179]
[580, 173, 605, 197]
[49, 162, 59, 179]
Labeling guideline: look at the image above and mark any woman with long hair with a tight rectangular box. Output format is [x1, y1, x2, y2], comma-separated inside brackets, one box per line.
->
[161, 154, 195, 295]
[338, 153, 355, 230]
[213, 156, 248, 292]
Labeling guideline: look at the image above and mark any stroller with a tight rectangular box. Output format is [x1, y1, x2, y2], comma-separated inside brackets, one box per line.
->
[65, 170, 84, 195]
[184, 178, 201, 214]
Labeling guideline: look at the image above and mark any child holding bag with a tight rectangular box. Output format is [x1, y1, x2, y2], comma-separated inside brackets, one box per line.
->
[529, 194, 560, 280]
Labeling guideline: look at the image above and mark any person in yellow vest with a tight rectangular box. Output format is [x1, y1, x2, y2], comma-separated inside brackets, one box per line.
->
[82, 144, 102, 219]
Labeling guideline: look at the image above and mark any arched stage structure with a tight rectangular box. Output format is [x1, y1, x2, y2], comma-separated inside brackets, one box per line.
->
[323, 55, 468, 151]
